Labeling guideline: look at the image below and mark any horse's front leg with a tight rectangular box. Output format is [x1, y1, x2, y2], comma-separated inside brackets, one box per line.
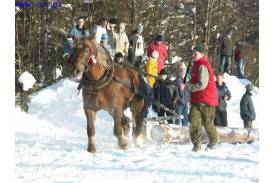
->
[121, 114, 130, 138]
[113, 109, 128, 150]
[84, 108, 96, 153]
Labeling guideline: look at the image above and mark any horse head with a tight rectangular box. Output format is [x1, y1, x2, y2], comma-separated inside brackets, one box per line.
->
[72, 36, 108, 80]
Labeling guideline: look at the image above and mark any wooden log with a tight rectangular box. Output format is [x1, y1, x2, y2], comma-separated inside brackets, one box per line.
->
[145, 115, 183, 123]
[150, 124, 259, 144]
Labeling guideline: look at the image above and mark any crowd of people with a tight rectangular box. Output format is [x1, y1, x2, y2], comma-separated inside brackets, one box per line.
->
[62, 16, 256, 152]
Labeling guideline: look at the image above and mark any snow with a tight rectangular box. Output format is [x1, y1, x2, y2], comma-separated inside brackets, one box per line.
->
[179, 3, 184, 9]
[223, 73, 259, 128]
[15, 6, 21, 14]
[55, 68, 62, 79]
[62, 4, 73, 11]
[171, 56, 182, 64]
[15, 76, 259, 182]
[18, 71, 36, 91]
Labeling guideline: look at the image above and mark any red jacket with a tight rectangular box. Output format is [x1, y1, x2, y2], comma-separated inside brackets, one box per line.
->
[147, 41, 168, 73]
[190, 57, 218, 106]
[234, 46, 244, 61]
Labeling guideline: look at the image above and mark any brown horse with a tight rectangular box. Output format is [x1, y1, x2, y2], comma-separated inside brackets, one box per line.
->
[72, 36, 149, 153]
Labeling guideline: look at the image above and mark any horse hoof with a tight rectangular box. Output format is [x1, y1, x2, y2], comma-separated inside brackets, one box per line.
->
[118, 137, 128, 150]
[134, 135, 146, 147]
[120, 143, 128, 150]
[87, 146, 96, 153]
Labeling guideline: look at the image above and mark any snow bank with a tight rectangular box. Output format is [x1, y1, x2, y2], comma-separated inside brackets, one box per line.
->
[18, 71, 36, 91]
[15, 76, 259, 183]
[223, 73, 259, 128]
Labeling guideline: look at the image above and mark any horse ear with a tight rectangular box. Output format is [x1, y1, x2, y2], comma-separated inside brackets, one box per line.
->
[88, 34, 95, 42]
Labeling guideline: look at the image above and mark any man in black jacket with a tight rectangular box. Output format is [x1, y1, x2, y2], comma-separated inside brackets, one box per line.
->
[240, 84, 256, 128]
[153, 69, 179, 124]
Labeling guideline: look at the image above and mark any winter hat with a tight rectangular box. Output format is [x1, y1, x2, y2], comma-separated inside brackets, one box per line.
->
[236, 41, 243, 46]
[159, 68, 168, 76]
[192, 43, 205, 53]
[109, 16, 119, 24]
[151, 50, 159, 59]
[114, 52, 124, 59]
[101, 34, 109, 41]
[245, 84, 253, 92]
[155, 34, 164, 42]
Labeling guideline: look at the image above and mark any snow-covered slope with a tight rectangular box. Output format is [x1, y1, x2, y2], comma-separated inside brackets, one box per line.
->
[224, 74, 259, 128]
[15, 75, 259, 183]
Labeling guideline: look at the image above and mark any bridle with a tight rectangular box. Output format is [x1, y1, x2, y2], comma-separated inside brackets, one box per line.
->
[76, 42, 115, 94]
[76, 45, 98, 68]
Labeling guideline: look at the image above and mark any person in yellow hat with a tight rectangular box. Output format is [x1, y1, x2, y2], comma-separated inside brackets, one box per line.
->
[146, 50, 159, 87]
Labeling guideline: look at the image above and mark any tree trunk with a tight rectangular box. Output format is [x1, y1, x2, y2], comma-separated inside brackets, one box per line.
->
[150, 124, 259, 144]
[15, 17, 22, 73]
[192, 0, 197, 46]
[204, 0, 213, 54]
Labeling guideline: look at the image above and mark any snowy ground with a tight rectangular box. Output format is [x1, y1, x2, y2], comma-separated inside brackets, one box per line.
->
[15, 75, 259, 183]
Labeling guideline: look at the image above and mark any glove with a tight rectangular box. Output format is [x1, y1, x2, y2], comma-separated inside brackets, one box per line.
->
[152, 103, 160, 113]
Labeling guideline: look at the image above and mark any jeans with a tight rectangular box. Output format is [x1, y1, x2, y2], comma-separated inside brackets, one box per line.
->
[219, 55, 232, 74]
[64, 38, 74, 56]
[236, 59, 245, 79]
[175, 103, 189, 126]
[146, 85, 154, 107]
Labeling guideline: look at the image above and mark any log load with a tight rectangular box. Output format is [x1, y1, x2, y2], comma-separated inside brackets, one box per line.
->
[150, 124, 259, 144]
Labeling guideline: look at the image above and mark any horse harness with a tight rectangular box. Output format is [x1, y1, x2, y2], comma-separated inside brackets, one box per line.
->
[77, 47, 136, 101]
[76, 46, 178, 116]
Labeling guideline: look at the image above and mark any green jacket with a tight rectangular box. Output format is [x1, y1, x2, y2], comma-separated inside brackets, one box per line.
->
[219, 36, 234, 57]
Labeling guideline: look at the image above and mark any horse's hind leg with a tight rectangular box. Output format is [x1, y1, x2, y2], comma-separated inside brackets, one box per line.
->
[130, 97, 148, 146]
[121, 114, 130, 137]
[84, 108, 96, 153]
[113, 109, 128, 150]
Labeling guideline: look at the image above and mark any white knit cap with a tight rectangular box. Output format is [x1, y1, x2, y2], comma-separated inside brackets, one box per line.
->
[151, 50, 159, 59]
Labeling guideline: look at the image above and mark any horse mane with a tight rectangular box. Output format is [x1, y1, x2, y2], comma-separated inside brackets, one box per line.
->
[84, 37, 109, 68]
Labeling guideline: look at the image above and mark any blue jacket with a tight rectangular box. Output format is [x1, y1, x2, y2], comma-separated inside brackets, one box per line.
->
[68, 25, 90, 38]
[240, 92, 256, 121]
[64, 25, 90, 55]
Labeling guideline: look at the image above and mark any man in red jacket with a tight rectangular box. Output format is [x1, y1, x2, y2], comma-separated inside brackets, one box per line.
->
[234, 41, 246, 79]
[186, 44, 218, 152]
[147, 35, 168, 73]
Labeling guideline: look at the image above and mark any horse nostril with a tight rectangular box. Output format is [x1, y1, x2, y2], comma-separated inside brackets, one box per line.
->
[74, 70, 80, 76]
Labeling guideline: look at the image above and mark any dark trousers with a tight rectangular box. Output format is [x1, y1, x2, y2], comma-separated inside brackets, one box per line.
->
[157, 108, 174, 124]
[214, 111, 228, 127]
[244, 120, 253, 128]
